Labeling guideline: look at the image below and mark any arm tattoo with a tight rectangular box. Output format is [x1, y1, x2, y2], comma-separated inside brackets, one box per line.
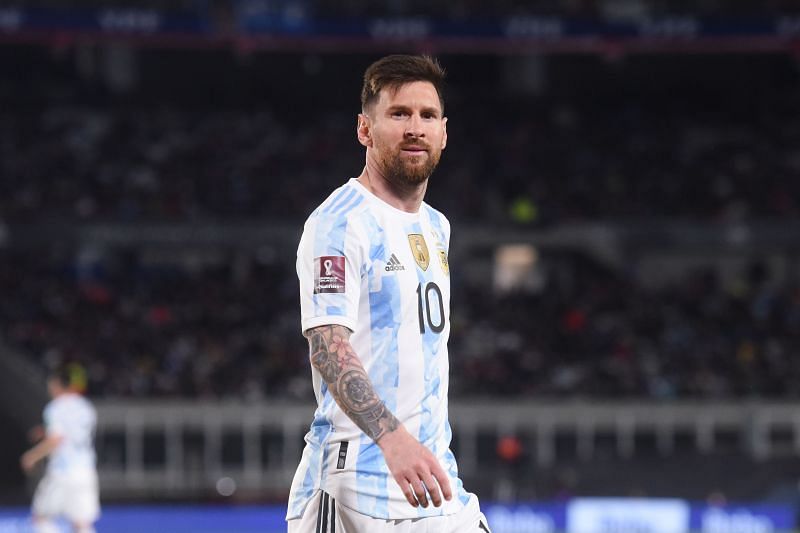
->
[305, 325, 399, 441]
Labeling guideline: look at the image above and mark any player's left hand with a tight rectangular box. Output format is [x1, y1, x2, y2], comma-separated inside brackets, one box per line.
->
[377, 425, 453, 508]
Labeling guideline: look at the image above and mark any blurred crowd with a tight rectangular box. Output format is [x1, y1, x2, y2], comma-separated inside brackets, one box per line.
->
[0, 108, 357, 223]
[452, 258, 800, 398]
[2, 244, 799, 400]
[10, 0, 800, 18]
[2, 45, 800, 401]
[3, 93, 800, 225]
[312, 0, 800, 18]
[0, 248, 308, 399]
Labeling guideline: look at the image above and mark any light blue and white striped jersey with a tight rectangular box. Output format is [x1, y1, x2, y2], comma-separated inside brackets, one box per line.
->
[288, 178, 470, 520]
[43, 393, 97, 474]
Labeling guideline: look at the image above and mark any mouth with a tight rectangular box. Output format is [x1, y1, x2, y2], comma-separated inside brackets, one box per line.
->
[400, 145, 428, 155]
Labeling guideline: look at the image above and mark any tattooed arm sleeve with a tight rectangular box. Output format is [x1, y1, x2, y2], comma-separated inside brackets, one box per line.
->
[304, 324, 400, 442]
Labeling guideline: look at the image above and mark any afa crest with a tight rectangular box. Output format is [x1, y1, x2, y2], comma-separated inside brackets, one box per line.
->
[407, 234, 429, 271]
[438, 250, 449, 276]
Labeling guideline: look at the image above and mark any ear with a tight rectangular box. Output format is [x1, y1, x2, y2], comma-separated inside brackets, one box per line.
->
[440, 116, 448, 151]
[357, 113, 372, 148]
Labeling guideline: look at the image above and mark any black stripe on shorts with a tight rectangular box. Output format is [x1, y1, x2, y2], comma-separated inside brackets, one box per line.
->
[315, 492, 324, 533]
[330, 497, 336, 533]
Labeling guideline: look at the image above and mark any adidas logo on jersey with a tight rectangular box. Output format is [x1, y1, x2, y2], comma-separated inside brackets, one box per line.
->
[385, 254, 405, 272]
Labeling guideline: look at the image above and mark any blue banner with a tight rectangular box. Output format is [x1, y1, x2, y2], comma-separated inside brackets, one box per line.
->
[3, 3, 800, 43]
[690, 503, 796, 533]
[230, 0, 800, 43]
[0, 501, 796, 533]
[0, 506, 286, 533]
[484, 503, 568, 533]
[0, 6, 211, 34]
[567, 498, 690, 533]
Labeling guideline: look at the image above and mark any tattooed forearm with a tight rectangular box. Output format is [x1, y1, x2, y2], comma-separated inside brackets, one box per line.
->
[305, 325, 400, 441]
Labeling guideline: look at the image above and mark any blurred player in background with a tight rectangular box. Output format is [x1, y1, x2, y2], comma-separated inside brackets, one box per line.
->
[20, 367, 100, 533]
[288, 55, 490, 532]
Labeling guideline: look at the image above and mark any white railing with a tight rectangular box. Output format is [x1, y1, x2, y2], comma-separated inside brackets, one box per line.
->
[94, 400, 800, 498]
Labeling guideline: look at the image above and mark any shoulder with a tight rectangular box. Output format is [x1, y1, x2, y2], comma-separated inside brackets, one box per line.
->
[45, 398, 67, 421]
[306, 181, 369, 223]
[56, 394, 94, 416]
[422, 203, 451, 237]
[303, 184, 371, 238]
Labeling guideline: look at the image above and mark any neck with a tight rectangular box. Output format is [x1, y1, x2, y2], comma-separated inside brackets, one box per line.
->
[357, 158, 427, 213]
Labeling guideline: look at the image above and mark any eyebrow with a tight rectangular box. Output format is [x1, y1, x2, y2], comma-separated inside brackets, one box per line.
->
[386, 104, 442, 117]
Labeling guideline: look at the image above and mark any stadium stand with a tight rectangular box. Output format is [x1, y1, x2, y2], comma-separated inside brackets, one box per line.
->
[2, 2, 800, 515]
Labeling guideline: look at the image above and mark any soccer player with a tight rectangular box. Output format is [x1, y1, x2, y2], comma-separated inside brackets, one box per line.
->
[20, 368, 100, 533]
[287, 55, 490, 532]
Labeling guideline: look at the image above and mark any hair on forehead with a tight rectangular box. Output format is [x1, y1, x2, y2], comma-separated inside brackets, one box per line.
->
[361, 54, 446, 113]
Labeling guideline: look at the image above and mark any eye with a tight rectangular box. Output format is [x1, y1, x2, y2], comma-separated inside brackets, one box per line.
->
[391, 110, 409, 118]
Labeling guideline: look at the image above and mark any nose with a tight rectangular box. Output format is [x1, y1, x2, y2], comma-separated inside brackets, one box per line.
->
[404, 114, 425, 138]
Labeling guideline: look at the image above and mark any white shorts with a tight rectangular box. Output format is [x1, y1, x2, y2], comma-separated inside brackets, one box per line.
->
[32, 470, 100, 524]
[288, 490, 491, 533]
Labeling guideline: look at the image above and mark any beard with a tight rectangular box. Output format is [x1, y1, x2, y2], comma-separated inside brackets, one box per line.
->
[378, 142, 442, 189]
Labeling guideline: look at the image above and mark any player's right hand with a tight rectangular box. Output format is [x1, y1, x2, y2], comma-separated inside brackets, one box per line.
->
[20, 452, 37, 473]
[377, 425, 453, 508]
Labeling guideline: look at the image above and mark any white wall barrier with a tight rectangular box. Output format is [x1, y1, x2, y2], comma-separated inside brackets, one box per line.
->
[90, 400, 800, 500]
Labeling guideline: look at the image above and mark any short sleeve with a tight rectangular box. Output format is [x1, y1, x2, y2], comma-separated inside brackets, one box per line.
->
[43, 404, 64, 437]
[296, 212, 364, 334]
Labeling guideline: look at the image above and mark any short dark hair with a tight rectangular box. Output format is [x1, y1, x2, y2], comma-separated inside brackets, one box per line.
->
[48, 366, 72, 388]
[361, 54, 446, 113]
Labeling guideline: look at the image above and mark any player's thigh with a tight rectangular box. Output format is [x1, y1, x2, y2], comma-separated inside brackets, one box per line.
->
[64, 475, 100, 524]
[288, 491, 491, 533]
[288, 491, 403, 533]
[288, 490, 339, 533]
[333, 500, 399, 533]
[336, 501, 475, 533]
[32, 475, 65, 518]
[337, 499, 491, 533]
[442, 493, 491, 533]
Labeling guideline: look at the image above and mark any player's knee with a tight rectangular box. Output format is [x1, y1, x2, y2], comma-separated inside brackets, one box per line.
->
[74, 525, 96, 533]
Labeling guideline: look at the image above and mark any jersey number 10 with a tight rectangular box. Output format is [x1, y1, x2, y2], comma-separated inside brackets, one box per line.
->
[416, 282, 444, 334]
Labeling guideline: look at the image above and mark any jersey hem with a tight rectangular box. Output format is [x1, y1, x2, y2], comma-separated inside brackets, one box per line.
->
[301, 315, 358, 334]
